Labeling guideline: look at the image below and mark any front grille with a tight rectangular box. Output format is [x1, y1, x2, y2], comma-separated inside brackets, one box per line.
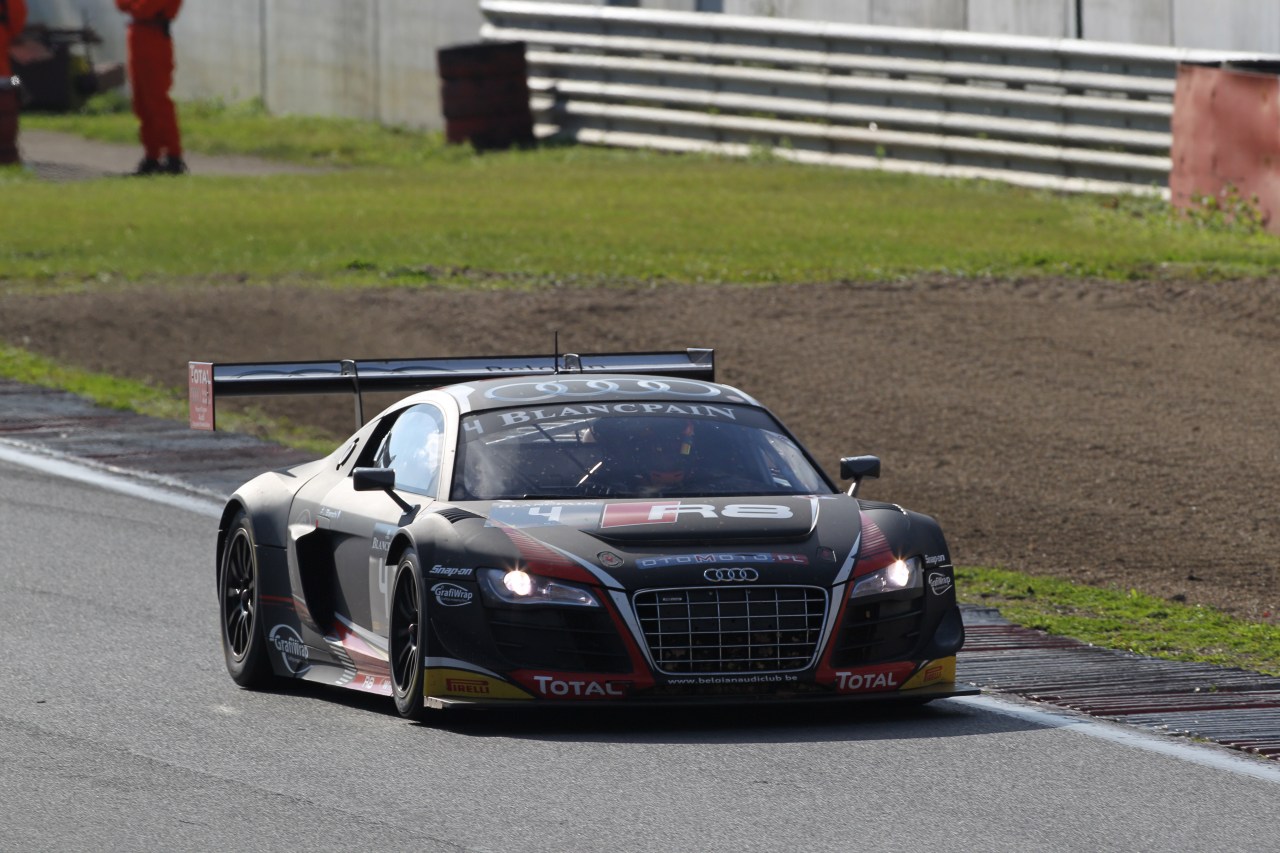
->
[633, 586, 828, 675]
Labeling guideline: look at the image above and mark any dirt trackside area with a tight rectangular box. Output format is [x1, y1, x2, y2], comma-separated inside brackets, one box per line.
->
[3, 276, 1279, 620]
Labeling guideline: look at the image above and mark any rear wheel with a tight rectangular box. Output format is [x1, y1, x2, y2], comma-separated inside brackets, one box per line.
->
[390, 549, 428, 721]
[219, 511, 275, 688]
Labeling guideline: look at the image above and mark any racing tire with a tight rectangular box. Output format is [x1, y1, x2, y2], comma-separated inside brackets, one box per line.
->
[219, 510, 275, 688]
[390, 549, 429, 721]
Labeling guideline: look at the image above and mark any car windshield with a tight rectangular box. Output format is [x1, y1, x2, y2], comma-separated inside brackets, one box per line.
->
[451, 403, 833, 501]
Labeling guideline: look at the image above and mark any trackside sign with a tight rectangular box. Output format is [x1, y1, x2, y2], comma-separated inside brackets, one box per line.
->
[189, 361, 214, 430]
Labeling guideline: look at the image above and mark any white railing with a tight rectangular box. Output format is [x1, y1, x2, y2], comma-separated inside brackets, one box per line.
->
[480, 0, 1260, 195]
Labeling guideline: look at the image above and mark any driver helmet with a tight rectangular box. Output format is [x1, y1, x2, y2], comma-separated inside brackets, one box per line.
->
[593, 416, 697, 486]
[643, 418, 696, 486]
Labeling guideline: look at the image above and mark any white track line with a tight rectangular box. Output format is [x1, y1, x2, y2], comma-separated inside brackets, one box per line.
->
[953, 695, 1280, 785]
[0, 438, 223, 518]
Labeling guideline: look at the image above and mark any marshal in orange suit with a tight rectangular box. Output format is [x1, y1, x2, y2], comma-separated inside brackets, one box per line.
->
[1, 0, 29, 166]
[116, 0, 184, 175]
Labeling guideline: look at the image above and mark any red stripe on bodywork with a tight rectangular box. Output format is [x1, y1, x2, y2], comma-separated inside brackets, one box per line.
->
[493, 523, 598, 584]
[329, 621, 389, 671]
[852, 515, 895, 578]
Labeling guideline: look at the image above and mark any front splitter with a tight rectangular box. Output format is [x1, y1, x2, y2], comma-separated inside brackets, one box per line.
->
[425, 680, 980, 710]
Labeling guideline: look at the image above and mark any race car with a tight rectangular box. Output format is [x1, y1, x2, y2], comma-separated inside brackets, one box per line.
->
[192, 349, 974, 718]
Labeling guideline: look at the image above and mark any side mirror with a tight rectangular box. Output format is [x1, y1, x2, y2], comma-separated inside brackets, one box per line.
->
[839, 455, 881, 497]
[353, 467, 416, 514]
[353, 467, 396, 492]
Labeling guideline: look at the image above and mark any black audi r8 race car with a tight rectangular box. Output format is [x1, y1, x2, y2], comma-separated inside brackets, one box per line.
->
[193, 349, 975, 718]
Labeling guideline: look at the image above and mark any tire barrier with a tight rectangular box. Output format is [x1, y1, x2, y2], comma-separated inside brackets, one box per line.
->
[437, 40, 534, 151]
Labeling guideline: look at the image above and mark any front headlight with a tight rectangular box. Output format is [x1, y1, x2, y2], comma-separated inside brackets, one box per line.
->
[478, 568, 601, 608]
[850, 556, 923, 599]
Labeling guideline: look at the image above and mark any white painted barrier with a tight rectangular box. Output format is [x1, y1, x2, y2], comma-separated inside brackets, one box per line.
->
[481, 0, 1267, 194]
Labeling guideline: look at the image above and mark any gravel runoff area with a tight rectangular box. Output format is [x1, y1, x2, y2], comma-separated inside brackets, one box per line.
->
[4, 274, 1280, 623]
[8, 129, 1280, 621]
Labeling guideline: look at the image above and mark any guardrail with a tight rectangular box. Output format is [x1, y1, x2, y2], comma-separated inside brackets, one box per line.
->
[480, 0, 1259, 196]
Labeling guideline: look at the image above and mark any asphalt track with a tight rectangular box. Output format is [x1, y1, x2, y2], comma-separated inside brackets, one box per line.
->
[2, 450, 1279, 852]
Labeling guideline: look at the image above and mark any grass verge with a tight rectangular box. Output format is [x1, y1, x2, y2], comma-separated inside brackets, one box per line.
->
[958, 566, 1280, 677]
[0, 344, 337, 456]
[6, 99, 1280, 287]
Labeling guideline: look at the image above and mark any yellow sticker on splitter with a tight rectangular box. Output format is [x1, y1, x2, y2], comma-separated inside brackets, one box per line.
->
[424, 668, 534, 700]
[899, 656, 957, 690]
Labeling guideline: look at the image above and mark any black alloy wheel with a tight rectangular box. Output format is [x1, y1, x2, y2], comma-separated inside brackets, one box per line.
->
[219, 511, 274, 688]
[390, 549, 428, 720]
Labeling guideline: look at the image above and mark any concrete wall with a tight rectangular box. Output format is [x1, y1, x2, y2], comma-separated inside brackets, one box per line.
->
[1173, 0, 1280, 53]
[265, 0, 378, 121]
[380, 0, 481, 129]
[25, 0, 482, 129]
[1081, 0, 1172, 46]
[968, 0, 1074, 38]
[176, 0, 264, 103]
[23, 0, 1280, 132]
[255, 0, 481, 128]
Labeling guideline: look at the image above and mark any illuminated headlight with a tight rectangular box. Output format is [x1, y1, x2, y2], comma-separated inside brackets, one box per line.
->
[478, 568, 601, 608]
[850, 556, 923, 599]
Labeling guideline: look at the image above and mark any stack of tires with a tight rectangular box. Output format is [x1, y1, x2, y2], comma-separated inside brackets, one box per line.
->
[437, 41, 534, 151]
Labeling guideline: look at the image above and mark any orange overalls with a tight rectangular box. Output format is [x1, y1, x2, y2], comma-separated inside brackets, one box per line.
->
[116, 0, 182, 163]
[0, 0, 28, 165]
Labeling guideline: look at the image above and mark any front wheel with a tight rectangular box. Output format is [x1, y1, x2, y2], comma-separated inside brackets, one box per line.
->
[219, 510, 275, 688]
[389, 549, 428, 721]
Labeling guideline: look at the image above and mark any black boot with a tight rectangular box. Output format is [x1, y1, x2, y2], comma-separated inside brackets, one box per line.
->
[162, 155, 188, 175]
[132, 158, 163, 176]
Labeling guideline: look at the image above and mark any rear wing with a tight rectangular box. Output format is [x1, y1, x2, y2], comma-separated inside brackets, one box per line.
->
[188, 348, 715, 431]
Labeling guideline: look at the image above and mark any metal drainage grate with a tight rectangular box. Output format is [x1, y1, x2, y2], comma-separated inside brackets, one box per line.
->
[958, 615, 1280, 761]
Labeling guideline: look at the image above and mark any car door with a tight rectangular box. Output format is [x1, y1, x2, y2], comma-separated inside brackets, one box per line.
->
[317, 403, 447, 634]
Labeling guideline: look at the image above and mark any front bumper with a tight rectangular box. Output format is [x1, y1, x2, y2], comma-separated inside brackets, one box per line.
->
[422, 655, 977, 709]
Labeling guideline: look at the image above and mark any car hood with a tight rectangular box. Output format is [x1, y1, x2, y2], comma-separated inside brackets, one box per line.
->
[463, 495, 864, 589]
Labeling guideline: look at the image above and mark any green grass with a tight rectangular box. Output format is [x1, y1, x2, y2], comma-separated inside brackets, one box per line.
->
[5, 99, 1278, 288]
[958, 566, 1280, 676]
[0, 344, 336, 455]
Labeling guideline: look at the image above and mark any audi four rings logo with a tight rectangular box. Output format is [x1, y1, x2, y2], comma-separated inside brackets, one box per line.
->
[485, 377, 721, 403]
[703, 568, 759, 582]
